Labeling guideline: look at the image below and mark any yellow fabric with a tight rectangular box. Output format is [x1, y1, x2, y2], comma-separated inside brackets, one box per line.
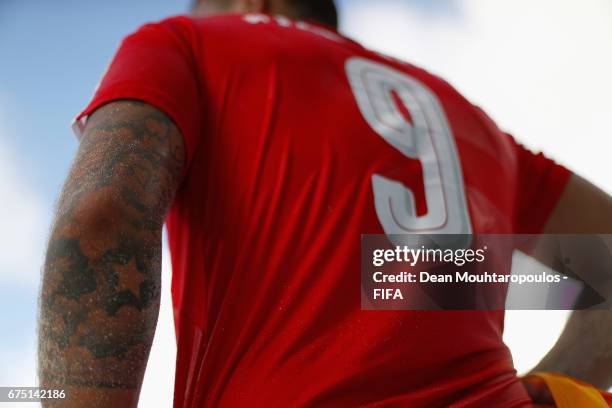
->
[533, 372, 611, 408]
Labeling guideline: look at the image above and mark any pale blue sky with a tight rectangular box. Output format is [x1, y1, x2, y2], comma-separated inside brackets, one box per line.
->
[0, 0, 191, 198]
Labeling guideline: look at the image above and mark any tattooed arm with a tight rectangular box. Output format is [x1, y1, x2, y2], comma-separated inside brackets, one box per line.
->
[38, 101, 185, 407]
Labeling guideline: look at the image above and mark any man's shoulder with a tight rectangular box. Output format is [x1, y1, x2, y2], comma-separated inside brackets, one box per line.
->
[139, 13, 469, 108]
[124, 14, 255, 45]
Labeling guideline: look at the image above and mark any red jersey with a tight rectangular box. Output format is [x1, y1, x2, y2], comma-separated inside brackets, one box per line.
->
[75, 13, 571, 407]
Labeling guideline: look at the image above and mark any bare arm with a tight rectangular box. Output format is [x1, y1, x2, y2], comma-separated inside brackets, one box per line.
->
[531, 175, 612, 389]
[38, 101, 185, 406]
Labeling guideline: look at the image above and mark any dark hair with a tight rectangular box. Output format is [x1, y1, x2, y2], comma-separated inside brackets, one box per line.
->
[193, 0, 338, 29]
[287, 0, 338, 29]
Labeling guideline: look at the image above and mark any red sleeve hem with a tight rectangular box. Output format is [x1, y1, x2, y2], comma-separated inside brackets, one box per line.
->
[72, 81, 200, 182]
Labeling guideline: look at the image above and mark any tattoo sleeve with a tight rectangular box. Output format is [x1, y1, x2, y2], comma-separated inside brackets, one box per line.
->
[38, 101, 185, 406]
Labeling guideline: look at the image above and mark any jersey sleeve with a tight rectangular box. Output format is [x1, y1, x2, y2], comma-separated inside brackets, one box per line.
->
[508, 134, 572, 233]
[72, 16, 203, 179]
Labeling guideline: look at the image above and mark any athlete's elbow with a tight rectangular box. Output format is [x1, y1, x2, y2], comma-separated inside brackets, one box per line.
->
[58, 193, 163, 240]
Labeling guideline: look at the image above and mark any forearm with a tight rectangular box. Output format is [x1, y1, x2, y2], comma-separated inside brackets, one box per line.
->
[37, 101, 184, 406]
[532, 175, 612, 389]
[39, 210, 161, 406]
[530, 310, 612, 389]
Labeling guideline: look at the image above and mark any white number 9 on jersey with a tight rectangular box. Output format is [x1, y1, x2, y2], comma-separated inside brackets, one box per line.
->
[346, 57, 472, 241]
